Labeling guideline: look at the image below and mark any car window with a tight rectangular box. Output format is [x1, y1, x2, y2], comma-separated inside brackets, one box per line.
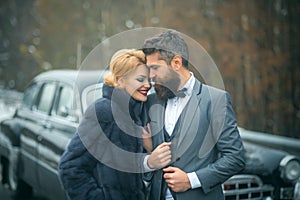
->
[36, 83, 56, 113]
[55, 85, 75, 119]
[23, 83, 39, 109]
[82, 83, 103, 112]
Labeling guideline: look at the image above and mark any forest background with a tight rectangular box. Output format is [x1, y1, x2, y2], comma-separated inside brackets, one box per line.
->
[0, 0, 299, 138]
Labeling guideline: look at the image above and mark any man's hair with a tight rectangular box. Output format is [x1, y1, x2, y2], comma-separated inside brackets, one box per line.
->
[142, 29, 189, 68]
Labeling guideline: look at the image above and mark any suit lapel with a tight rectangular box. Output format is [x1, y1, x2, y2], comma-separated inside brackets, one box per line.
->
[172, 81, 202, 160]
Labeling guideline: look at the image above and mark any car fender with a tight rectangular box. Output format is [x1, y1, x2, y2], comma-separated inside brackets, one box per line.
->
[242, 141, 287, 176]
[0, 118, 22, 147]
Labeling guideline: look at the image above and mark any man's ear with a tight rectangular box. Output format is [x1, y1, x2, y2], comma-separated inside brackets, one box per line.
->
[171, 55, 183, 71]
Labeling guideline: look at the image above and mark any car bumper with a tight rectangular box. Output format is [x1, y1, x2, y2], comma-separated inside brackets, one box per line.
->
[223, 175, 274, 200]
[223, 174, 300, 200]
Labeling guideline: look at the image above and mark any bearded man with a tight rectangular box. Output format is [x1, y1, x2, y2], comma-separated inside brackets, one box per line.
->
[142, 29, 245, 200]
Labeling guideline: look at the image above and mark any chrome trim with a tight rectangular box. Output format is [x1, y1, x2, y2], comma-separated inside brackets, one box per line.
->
[223, 175, 274, 200]
[294, 178, 300, 200]
[280, 155, 298, 167]
[280, 187, 294, 199]
[279, 155, 300, 182]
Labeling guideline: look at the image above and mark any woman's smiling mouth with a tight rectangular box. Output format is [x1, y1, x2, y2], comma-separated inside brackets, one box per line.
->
[138, 89, 149, 96]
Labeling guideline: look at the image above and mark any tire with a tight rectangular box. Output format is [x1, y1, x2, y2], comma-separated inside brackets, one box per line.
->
[7, 149, 19, 191]
[0, 156, 9, 186]
[0, 157, 3, 184]
[4, 151, 33, 200]
[13, 179, 33, 200]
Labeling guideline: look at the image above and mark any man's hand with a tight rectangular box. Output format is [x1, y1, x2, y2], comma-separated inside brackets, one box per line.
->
[163, 166, 191, 192]
[147, 142, 172, 169]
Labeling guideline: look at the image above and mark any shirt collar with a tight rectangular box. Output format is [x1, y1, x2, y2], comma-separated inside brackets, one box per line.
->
[179, 72, 195, 96]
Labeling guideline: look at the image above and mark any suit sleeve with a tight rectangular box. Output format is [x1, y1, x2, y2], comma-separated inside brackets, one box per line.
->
[195, 92, 246, 194]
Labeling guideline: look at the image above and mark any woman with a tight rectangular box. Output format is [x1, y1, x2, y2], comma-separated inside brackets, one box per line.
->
[59, 49, 159, 200]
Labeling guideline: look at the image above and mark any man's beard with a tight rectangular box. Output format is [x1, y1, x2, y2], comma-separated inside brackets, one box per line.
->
[154, 84, 176, 100]
[154, 68, 180, 100]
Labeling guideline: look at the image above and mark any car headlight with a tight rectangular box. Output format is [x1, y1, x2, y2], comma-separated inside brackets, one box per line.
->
[280, 155, 300, 182]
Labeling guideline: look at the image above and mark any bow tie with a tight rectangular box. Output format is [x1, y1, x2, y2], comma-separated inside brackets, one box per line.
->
[174, 88, 187, 98]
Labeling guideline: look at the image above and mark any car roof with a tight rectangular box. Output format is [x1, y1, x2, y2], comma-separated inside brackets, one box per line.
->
[33, 69, 108, 93]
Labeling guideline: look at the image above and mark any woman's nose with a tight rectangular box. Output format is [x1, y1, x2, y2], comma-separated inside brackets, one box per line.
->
[144, 80, 151, 88]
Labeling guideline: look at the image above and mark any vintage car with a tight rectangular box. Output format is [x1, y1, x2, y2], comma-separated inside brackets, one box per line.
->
[0, 70, 299, 200]
[223, 128, 300, 199]
[0, 70, 106, 199]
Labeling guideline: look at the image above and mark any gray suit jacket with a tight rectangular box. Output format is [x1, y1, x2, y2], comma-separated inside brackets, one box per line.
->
[145, 80, 245, 200]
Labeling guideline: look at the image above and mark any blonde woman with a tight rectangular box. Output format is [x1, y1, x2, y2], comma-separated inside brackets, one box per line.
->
[59, 49, 171, 200]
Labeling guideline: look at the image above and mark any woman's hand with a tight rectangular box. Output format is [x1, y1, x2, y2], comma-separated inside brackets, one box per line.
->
[147, 142, 172, 169]
[142, 123, 152, 153]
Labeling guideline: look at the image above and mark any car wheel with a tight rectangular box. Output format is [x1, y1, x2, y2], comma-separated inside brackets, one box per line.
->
[7, 150, 19, 191]
[6, 153, 33, 200]
[13, 179, 33, 200]
[0, 157, 3, 183]
[0, 156, 9, 186]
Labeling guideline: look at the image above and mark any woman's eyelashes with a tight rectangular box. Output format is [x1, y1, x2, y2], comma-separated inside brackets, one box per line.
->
[136, 77, 146, 83]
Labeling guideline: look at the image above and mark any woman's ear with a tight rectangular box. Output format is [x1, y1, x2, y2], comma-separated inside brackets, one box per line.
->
[116, 76, 125, 88]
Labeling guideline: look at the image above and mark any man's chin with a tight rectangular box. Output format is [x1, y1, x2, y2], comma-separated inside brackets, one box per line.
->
[154, 84, 175, 100]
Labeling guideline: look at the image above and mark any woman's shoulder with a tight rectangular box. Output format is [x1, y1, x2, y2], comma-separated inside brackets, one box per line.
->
[94, 97, 111, 109]
[85, 98, 113, 122]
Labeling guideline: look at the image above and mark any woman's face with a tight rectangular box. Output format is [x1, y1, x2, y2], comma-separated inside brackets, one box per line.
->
[118, 64, 151, 102]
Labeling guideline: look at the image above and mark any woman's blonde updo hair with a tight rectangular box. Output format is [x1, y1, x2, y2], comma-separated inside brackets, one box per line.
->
[104, 49, 146, 87]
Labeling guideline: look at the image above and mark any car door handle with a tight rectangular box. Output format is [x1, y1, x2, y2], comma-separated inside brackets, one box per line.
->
[37, 135, 43, 141]
[42, 121, 52, 129]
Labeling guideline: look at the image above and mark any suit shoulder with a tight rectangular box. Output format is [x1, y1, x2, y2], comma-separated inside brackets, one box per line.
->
[202, 84, 227, 95]
[200, 84, 233, 106]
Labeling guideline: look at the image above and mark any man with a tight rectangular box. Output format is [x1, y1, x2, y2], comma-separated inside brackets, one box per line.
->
[142, 29, 245, 199]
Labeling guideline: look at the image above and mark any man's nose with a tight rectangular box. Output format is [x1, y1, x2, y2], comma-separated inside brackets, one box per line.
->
[149, 69, 155, 79]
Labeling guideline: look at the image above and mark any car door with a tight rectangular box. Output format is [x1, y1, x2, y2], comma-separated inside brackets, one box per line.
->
[19, 81, 57, 190]
[37, 83, 78, 200]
